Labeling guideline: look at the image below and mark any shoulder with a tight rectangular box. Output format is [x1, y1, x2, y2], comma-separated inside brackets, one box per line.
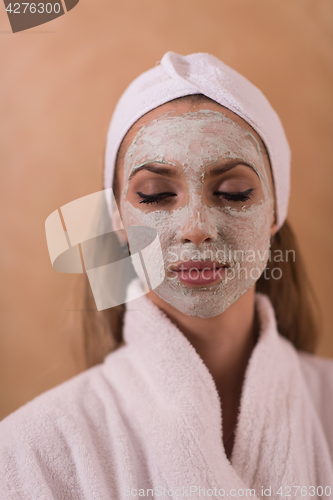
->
[297, 351, 333, 453]
[0, 354, 127, 499]
[0, 343, 131, 429]
[1, 361, 112, 432]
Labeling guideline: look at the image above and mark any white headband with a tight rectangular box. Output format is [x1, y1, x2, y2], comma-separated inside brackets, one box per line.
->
[104, 51, 291, 230]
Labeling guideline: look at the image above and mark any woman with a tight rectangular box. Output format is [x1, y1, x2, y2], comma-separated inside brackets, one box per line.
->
[1, 52, 332, 499]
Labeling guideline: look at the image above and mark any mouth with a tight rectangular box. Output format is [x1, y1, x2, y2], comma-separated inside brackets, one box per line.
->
[168, 260, 227, 286]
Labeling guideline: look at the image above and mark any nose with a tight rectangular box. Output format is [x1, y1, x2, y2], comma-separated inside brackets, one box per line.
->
[179, 205, 218, 246]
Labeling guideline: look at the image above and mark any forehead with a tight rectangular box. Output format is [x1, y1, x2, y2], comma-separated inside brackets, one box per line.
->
[117, 99, 273, 189]
[122, 99, 268, 153]
[127, 110, 260, 161]
[123, 110, 269, 196]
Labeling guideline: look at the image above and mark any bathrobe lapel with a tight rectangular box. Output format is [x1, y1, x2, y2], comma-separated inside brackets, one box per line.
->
[120, 278, 333, 498]
[230, 294, 333, 495]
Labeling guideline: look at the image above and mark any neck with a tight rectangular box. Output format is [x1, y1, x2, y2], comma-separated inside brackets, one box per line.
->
[146, 286, 258, 458]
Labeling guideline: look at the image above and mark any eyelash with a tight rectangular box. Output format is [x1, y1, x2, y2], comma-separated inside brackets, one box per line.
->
[136, 189, 254, 205]
[214, 188, 254, 202]
[137, 192, 177, 205]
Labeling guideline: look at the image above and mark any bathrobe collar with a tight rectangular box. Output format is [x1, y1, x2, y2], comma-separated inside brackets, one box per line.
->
[121, 278, 333, 495]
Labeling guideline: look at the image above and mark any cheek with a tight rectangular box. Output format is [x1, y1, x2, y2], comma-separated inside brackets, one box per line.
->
[219, 201, 273, 247]
[120, 199, 166, 228]
[120, 199, 177, 254]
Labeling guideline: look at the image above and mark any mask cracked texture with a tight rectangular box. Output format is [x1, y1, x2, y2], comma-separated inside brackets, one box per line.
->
[120, 110, 274, 318]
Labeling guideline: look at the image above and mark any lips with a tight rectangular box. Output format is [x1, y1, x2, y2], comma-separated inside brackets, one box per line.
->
[170, 260, 226, 272]
[169, 260, 227, 286]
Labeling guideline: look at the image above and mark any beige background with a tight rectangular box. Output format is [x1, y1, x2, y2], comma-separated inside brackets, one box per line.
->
[0, 0, 332, 420]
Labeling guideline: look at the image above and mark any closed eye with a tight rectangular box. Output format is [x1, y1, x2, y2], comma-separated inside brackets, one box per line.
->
[136, 188, 254, 206]
[136, 191, 177, 205]
[214, 188, 254, 202]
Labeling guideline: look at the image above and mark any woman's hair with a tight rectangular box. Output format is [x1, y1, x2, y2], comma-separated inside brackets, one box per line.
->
[77, 95, 320, 368]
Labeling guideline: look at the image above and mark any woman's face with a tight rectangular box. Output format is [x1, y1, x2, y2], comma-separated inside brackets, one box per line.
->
[115, 99, 276, 318]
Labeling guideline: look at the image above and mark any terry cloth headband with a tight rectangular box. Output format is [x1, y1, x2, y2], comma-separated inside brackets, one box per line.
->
[104, 51, 291, 230]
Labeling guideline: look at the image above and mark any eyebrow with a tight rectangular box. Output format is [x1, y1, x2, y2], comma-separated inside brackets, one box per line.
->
[128, 164, 181, 182]
[206, 163, 244, 176]
[127, 160, 257, 182]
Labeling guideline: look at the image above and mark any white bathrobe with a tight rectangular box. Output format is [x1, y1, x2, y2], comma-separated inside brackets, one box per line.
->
[1, 278, 333, 500]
